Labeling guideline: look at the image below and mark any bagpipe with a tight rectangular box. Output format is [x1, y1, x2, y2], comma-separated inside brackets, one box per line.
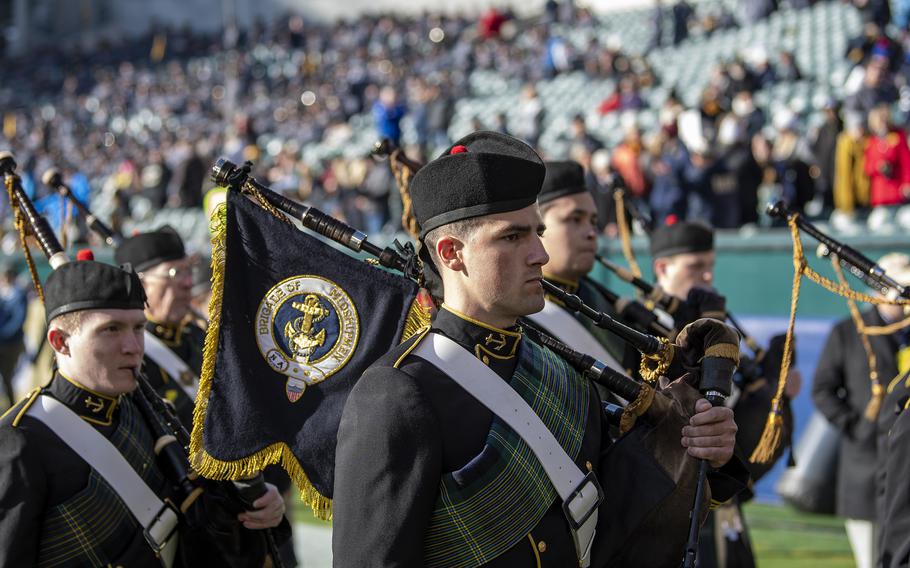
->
[42, 168, 122, 247]
[767, 200, 910, 300]
[768, 201, 910, 513]
[0, 152, 284, 566]
[356, 144, 743, 564]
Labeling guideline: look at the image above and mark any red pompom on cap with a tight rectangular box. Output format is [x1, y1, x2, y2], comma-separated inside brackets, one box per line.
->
[450, 145, 468, 155]
[76, 249, 95, 261]
[665, 214, 678, 226]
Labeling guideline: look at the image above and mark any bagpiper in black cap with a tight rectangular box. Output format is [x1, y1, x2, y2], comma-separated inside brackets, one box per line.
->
[114, 225, 186, 272]
[409, 131, 546, 239]
[44, 254, 146, 323]
[649, 218, 715, 259]
[538, 160, 588, 205]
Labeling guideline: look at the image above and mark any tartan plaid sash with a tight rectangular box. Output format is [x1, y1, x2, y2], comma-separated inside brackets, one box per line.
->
[423, 338, 590, 567]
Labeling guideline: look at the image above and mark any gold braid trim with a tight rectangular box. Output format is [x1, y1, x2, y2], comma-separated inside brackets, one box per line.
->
[5, 176, 42, 302]
[619, 384, 655, 435]
[613, 190, 642, 279]
[242, 181, 292, 224]
[704, 343, 741, 361]
[190, 202, 333, 520]
[640, 337, 674, 384]
[831, 258, 884, 421]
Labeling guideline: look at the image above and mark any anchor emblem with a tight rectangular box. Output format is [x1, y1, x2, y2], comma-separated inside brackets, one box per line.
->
[284, 294, 330, 363]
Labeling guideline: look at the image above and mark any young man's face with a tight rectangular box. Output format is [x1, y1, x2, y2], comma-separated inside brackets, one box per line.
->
[140, 257, 195, 324]
[50, 309, 147, 396]
[540, 192, 599, 282]
[654, 250, 716, 299]
[454, 205, 550, 325]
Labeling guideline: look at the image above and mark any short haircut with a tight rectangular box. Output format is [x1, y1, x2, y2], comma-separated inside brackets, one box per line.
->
[48, 311, 86, 335]
[423, 218, 482, 269]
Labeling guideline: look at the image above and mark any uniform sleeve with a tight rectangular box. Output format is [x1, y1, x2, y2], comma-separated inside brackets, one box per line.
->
[811, 323, 860, 438]
[332, 365, 442, 567]
[0, 423, 45, 566]
[880, 410, 910, 568]
[707, 453, 750, 504]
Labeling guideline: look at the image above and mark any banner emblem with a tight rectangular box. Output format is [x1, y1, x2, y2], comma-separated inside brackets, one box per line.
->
[256, 275, 360, 402]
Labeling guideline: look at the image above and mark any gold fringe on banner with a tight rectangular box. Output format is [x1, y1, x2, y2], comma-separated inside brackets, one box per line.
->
[191, 198, 432, 520]
[402, 299, 431, 341]
[189, 202, 335, 519]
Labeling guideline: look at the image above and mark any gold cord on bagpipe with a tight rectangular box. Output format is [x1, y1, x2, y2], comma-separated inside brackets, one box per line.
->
[752, 213, 910, 463]
[5, 175, 43, 302]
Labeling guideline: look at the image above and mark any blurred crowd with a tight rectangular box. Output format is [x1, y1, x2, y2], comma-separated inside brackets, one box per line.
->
[2, 0, 910, 249]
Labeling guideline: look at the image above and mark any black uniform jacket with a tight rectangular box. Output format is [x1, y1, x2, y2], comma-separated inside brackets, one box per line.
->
[881, 396, 910, 568]
[142, 319, 205, 428]
[812, 309, 898, 520]
[0, 373, 274, 567]
[332, 307, 747, 567]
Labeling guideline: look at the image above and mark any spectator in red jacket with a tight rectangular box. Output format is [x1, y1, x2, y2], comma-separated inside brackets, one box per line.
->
[864, 105, 910, 206]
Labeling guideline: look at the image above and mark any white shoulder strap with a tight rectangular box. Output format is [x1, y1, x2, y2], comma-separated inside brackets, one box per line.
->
[27, 395, 179, 567]
[144, 330, 198, 399]
[527, 299, 630, 378]
[411, 332, 600, 566]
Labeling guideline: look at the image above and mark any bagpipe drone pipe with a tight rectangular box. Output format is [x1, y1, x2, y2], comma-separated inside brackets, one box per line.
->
[224, 146, 735, 563]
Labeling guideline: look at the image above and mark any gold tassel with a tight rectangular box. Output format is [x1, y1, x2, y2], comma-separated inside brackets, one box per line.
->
[831, 257, 884, 423]
[864, 382, 885, 421]
[190, 202, 334, 520]
[751, 217, 802, 464]
[750, 401, 784, 464]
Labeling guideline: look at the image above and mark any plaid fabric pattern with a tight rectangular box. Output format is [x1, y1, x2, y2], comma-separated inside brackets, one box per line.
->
[423, 339, 590, 567]
[37, 396, 166, 567]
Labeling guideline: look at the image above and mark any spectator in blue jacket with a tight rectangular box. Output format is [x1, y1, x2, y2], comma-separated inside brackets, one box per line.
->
[373, 86, 407, 147]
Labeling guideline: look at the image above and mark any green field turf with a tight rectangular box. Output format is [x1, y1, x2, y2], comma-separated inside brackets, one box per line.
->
[745, 503, 855, 568]
[290, 498, 857, 567]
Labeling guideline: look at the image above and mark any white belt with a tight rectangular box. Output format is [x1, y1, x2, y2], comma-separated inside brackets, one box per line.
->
[144, 330, 199, 399]
[412, 333, 601, 566]
[27, 395, 179, 567]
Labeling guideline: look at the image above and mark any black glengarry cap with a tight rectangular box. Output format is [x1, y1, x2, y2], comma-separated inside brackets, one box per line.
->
[539, 160, 588, 205]
[114, 225, 186, 272]
[409, 131, 545, 238]
[45, 261, 146, 323]
[650, 220, 715, 259]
